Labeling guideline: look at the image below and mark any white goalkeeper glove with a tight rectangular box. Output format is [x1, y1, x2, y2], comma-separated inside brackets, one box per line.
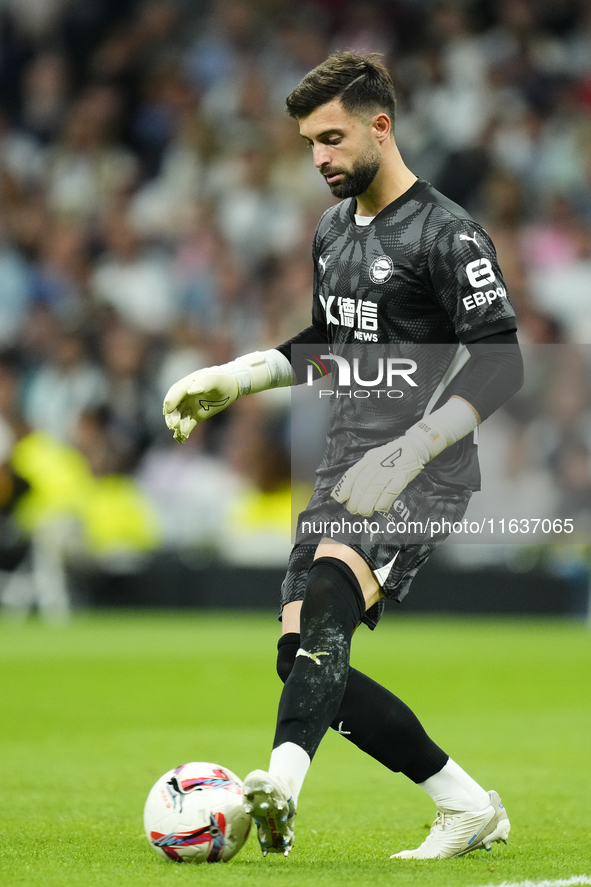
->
[163, 349, 292, 443]
[331, 397, 479, 517]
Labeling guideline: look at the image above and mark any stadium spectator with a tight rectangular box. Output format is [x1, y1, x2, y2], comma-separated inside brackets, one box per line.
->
[22, 324, 107, 443]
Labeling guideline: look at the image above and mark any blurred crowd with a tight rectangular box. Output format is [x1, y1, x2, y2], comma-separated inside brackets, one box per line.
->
[2, 0, 591, 607]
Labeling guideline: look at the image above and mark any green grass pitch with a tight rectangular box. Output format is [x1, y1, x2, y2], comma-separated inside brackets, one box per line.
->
[1, 610, 590, 887]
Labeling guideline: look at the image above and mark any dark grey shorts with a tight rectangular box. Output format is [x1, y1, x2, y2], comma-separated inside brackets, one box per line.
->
[280, 472, 472, 630]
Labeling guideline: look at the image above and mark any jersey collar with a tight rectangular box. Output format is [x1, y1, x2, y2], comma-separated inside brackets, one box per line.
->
[347, 177, 429, 225]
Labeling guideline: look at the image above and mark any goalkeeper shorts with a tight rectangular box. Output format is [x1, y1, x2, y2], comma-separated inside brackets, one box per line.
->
[280, 471, 472, 630]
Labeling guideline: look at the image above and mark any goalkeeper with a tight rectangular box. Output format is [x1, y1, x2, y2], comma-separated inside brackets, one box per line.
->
[163, 50, 523, 862]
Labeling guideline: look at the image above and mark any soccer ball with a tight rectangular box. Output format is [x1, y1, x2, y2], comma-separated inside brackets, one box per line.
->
[144, 762, 251, 863]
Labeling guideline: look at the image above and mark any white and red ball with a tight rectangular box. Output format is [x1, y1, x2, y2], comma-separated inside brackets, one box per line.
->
[144, 762, 251, 863]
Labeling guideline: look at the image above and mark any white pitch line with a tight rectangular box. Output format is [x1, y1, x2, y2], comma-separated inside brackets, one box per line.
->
[466, 877, 591, 887]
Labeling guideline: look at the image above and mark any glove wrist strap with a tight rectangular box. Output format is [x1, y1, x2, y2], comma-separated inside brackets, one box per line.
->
[229, 349, 292, 396]
[405, 397, 479, 463]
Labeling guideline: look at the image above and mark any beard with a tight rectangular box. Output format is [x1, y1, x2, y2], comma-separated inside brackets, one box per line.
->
[323, 145, 381, 199]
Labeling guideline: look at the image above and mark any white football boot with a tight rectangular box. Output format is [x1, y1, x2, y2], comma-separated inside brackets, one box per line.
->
[242, 770, 296, 856]
[391, 790, 510, 859]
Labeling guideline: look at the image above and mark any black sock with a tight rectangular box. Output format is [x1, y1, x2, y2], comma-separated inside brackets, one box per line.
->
[273, 557, 365, 759]
[276, 634, 448, 783]
[334, 667, 448, 782]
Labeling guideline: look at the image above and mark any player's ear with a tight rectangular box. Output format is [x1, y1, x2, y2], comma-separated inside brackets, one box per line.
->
[371, 112, 391, 144]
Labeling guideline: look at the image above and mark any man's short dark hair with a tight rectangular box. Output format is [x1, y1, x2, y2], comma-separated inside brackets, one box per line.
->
[285, 51, 396, 128]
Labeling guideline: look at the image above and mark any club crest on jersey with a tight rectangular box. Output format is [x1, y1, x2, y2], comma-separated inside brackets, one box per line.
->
[369, 255, 394, 284]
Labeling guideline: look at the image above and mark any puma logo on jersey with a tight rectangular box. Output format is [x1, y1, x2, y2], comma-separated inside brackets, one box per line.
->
[318, 254, 330, 273]
[459, 233, 479, 246]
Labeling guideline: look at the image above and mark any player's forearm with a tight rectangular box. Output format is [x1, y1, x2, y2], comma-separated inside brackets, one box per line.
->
[401, 336, 524, 465]
[274, 323, 330, 385]
[453, 335, 524, 421]
[275, 323, 329, 362]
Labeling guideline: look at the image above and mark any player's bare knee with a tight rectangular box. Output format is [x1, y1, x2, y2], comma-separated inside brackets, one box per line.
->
[281, 600, 302, 634]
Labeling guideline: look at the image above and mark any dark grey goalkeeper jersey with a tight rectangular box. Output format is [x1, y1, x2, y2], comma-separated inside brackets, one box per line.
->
[280, 178, 517, 492]
[311, 177, 515, 345]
